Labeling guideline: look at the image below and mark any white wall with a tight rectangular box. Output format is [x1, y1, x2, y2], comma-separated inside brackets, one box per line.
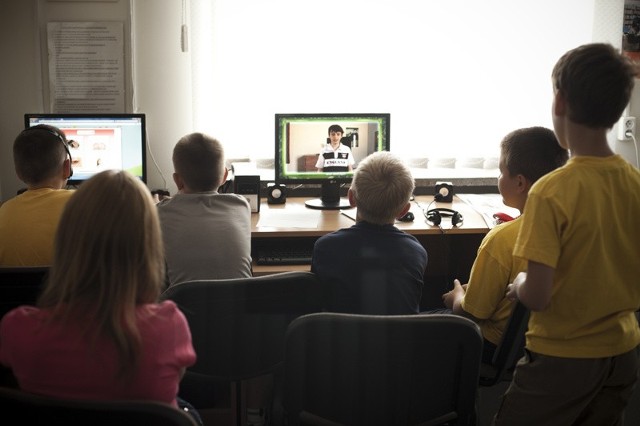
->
[131, 0, 192, 193]
[1, 0, 41, 203]
[0, 0, 144, 200]
[1, 0, 637, 201]
[0, 0, 189, 200]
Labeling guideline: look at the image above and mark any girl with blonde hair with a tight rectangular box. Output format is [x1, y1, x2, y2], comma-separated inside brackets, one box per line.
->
[0, 170, 197, 419]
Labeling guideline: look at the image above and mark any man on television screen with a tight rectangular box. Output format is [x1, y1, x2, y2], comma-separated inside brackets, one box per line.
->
[315, 124, 355, 172]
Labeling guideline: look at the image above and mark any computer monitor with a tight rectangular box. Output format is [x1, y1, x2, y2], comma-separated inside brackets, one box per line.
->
[275, 113, 390, 210]
[24, 113, 147, 186]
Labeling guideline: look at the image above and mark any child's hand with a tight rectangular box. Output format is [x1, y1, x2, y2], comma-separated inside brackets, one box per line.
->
[442, 279, 466, 309]
[151, 189, 171, 203]
[452, 279, 466, 293]
[506, 272, 527, 301]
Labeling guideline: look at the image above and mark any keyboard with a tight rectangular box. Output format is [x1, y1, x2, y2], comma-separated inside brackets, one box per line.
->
[255, 245, 313, 265]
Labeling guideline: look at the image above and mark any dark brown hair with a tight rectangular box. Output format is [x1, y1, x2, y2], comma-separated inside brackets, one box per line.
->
[552, 43, 635, 129]
[13, 124, 68, 185]
[500, 127, 568, 182]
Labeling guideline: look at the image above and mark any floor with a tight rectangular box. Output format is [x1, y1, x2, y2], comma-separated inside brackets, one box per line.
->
[198, 407, 234, 426]
[476, 381, 510, 426]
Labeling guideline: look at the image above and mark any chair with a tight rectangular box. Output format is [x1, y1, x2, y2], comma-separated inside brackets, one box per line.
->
[282, 313, 483, 426]
[479, 300, 530, 387]
[160, 271, 325, 426]
[0, 266, 49, 319]
[0, 386, 198, 426]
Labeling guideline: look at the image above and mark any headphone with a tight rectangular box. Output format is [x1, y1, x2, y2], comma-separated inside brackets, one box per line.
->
[425, 208, 464, 228]
[23, 126, 73, 178]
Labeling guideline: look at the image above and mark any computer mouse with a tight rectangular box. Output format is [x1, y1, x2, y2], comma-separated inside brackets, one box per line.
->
[398, 211, 415, 222]
[493, 212, 516, 224]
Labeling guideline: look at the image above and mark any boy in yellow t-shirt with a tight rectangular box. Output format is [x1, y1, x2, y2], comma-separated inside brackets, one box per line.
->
[496, 43, 640, 425]
[442, 126, 568, 364]
[0, 125, 74, 266]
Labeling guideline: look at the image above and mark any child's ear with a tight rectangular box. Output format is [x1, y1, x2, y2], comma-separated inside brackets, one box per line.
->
[516, 174, 533, 194]
[62, 158, 72, 180]
[220, 167, 229, 186]
[553, 90, 567, 117]
[347, 188, 357, 207]
[396, 202, 411, 218]
[173, 172, 184, 190]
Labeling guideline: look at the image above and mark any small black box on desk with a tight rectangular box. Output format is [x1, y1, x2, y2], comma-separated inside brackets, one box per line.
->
[234, 175, 261, 213]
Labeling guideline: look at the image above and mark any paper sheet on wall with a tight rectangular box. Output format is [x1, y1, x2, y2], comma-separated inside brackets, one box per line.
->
[47, 22, 125, 113]
[456, 193, 520, 229]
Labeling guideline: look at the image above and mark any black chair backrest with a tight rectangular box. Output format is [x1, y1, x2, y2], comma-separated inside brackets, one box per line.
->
[0, 266, 49, 319]
[161, 272, 325, 425]
[161, 271, 325, 381]
[283, 312, 483, 426]
[479, 300, 530, 387]
[0, 386, 198, 426]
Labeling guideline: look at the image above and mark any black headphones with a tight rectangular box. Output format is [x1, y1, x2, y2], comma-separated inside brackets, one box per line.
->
[425, 208, 464, 227]
[23, 125, 73, 178]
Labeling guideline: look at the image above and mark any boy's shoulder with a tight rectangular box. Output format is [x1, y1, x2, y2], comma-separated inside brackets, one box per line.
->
[535, 155, 640, 188]
[318, 222, 421, 245]
[157, 192, 249, 205]
[480, 218, 521, 249]
[1, 188, 74, 209]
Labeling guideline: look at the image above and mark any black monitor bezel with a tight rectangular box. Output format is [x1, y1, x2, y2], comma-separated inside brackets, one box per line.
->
[23, 113, 147, 186]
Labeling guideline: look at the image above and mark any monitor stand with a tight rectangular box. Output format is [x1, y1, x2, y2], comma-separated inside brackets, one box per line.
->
[305, 181, 352, 210]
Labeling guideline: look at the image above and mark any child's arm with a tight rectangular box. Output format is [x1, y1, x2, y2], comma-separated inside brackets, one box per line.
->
[443, 279, 480, 321]
[442, 279, 465, 313]
[506, 261, 554, 311]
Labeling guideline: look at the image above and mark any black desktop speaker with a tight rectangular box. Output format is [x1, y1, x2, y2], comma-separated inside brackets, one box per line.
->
[426, 208, 464, 227]
[234, 175, 261, 213]
[434, 181, 454, 202]
[267, 183, 287, 204]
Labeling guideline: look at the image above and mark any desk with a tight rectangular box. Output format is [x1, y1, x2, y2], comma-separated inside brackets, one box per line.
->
[251, 195, 489, 238]
[251, 195, 492, 309]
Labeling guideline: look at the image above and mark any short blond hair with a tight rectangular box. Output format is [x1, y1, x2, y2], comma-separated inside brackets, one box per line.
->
[350, 151, 414, 225]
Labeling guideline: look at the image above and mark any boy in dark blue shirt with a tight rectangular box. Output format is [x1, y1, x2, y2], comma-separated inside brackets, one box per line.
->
[311, 151, 427, 314]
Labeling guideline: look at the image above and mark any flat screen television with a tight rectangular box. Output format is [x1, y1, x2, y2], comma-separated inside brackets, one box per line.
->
[24, 113, 147, 186]
[275, 113, 390, 210]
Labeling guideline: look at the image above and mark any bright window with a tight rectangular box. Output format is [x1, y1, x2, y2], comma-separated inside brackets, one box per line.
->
[189, 0, 599, 175]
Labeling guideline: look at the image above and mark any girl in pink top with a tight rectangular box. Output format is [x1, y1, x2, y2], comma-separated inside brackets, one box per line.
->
[0, 170, 197, 420]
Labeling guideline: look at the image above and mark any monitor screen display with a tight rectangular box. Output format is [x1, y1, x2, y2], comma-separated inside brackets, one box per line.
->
[275, 113, 390, 209]
[24, 113, 147, 186]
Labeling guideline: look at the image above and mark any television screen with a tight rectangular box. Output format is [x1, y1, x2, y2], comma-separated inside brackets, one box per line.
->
[24, 113, 147, 186]
[275, 113, 390, 210]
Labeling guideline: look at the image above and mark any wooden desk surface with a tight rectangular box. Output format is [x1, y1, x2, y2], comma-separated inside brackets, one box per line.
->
[251, 195, 490, 238]
[250, 195, 494, 277]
